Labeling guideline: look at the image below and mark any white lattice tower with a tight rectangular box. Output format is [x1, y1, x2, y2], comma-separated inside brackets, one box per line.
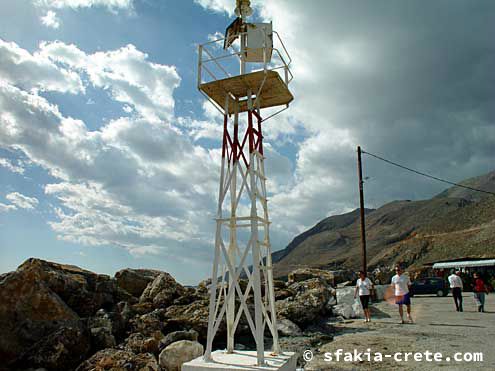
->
[197, 4, 293, 365]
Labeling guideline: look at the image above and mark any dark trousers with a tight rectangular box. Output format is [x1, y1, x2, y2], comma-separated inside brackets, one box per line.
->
[452, 287, 463, 312]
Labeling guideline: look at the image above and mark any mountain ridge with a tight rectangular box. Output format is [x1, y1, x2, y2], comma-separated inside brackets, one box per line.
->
[272, 170, 495, 277]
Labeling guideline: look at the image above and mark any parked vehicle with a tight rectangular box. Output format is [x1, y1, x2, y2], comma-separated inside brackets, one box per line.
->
[410, 277, 449, 297]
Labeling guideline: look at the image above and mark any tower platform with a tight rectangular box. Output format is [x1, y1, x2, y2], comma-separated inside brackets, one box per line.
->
[182, 350, 297, 371]
[199, 70, 293, 114]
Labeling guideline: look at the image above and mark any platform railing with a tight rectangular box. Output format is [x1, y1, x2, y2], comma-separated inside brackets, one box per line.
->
[197, 27, 293, 91]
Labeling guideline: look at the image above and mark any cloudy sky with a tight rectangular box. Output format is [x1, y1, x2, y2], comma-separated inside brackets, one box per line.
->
[1, 0, 494, 284]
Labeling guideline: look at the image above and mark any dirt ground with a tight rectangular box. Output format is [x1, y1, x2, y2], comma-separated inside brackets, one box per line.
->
[305, 293, 495, 370]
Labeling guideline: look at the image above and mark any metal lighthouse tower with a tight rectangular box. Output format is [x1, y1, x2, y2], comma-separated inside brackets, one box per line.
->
[197, 0, 293, 366]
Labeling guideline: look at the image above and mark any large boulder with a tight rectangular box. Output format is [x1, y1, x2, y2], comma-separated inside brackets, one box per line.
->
[276, 318, 303, 337]
[276, 278, 332, 327]
[159, 329, 199, 350]
[164, 300, 213, 341]
[131, 309, 167, 336]
[0, 258, 134, 366]
[336, 286, 357, 305]
[287, 268, 357, 286]
[115, 268, 162, 297]
[334, 286, 368, 318]
[0, 263, 80, 364]
[12, 321, 91, 370]
[140, 273, 186, 308]
[288, 268, 336, 286]
[374, 284, 388, 301]
[158, 340, 203, 371]
[76, 349, 159, 371]
[332, 303, 353, 319]
[88, 309, 127, 351]
[13, 258, 132, 317]
[125, 331, 164, 355]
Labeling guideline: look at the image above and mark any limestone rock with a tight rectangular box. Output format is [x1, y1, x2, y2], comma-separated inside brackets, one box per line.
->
[0, 263, 79, 364]
[115, 268, 162, 297]
[131, 309, 166, 336]
[159, 329, 199, 351]
[12, 258, 132, 317]
[125, 331, 164, 355]
[13, 322, 91, 370]
[374, 284, 388, 301]
[276, 278, 331, 327]
[335, 287, 361, 318]
[274, 288, 295, 300]
[332, 303, 353, 319]
[288, 268, 336, 286]
[336, 286, 357, 305]
[90, 326, 116, 350]
[173, 287, 203, 305]
[88, 309, 126, 350]
[164, 300, 213, 342]
[158, 340, 203, 371]
[131, 302, 155, 315]
[276, 318, 303, 337]
[76, 349, 159, 371]
[140, 273, 186, 308]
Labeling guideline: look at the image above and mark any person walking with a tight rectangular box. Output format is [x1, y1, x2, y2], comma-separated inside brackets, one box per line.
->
[391, 264, 413, 324]
[473, 272, 488, 312]
[354, 270, 373, 322]
[448, 270, 463, 312]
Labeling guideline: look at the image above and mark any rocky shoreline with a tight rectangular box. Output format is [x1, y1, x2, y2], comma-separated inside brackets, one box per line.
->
[0, 259, 381, 370]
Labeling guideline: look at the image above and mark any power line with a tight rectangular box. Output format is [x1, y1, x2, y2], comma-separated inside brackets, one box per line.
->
[361, 149, 495, 197]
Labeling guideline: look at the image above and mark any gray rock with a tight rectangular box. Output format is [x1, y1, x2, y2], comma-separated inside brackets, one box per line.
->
[159, 329, 199, 350]
[336, 280, 353, 288]
[0, 267, 79, 364]
[288, 268, 336, 286]
[374, 284, 388, 301]
[90, 326, 116, 349]
[164, 300, 213, 342]
[125, 331, 163, 355]
[332, 303, 353, 319]
[131, 309, 166, 336]
[159, 340, 203, 371]
[13, 322, 91, 370]
[276, 318, 303, 337]
[140, 273, 186, 308]
[115, 268, 162, 297]
[276, 278, 332, 327]
[76, 349, 159, 371]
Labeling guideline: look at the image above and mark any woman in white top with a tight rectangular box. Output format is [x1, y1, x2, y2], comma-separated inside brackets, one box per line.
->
[354, 270, 373, 322]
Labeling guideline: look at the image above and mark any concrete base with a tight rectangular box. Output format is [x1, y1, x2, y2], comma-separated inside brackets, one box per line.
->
[182, 350, 297, 371]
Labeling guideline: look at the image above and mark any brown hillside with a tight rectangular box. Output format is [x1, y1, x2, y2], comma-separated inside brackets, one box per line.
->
[273, 170, 495, 278]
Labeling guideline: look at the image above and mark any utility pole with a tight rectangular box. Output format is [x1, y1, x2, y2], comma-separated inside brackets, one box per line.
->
[357, 146, 367, 274]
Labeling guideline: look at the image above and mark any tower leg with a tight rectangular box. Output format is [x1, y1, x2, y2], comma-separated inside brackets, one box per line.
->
[226, 102, 239, 353]
[204, 103, 280, 366]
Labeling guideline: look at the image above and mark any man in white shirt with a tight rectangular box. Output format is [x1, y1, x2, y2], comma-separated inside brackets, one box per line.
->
[390, 264, 413, 324]
[448, 270, 463, 312]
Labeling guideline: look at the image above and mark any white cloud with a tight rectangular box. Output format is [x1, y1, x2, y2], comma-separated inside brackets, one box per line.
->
[2, 1, 493, 283]
[34, 0, 133, 11]
[40, 10, 60, 29]
[0, 202, 17, 213]
[0, 39, 84, 94]
[195, 0, 495, 241]
[194, 0, 234, 16]
[40, 41, 180, 122]
[6, 192, 39, 210]
[0, 158, 25, 174]
[0, 73, 217, 265]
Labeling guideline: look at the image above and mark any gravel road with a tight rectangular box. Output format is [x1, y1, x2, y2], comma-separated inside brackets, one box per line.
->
[305, 292, 495, 370]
